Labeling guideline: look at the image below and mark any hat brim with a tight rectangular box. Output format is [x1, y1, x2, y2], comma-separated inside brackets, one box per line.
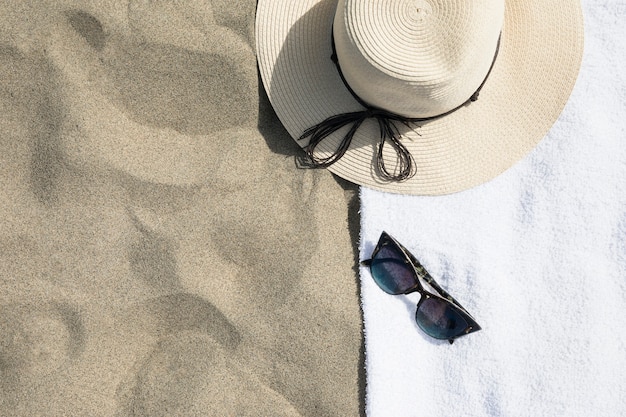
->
[256, 0, 584, 195]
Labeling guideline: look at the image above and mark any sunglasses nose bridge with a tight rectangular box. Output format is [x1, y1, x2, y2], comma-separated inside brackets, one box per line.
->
[403, 282, 423, 296]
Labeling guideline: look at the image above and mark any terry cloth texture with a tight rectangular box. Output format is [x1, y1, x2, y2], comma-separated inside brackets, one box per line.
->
[359, 0, 626, 415]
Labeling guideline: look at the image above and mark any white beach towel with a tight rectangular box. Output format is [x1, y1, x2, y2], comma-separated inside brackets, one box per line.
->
[359, 1, 626, 416]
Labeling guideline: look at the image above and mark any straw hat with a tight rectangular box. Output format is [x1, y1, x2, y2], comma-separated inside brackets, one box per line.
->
[255, 0, 584, 195]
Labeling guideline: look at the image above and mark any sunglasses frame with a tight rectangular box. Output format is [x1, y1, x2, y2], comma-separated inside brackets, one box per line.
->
[362, 231, 481, 344]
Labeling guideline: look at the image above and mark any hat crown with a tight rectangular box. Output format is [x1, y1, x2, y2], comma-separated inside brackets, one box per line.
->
[333, 0, 504, 118]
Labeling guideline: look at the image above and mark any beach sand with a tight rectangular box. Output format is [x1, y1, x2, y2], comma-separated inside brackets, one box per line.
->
[0, 1, 363, 415]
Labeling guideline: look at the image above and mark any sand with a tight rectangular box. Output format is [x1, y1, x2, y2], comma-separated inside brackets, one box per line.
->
[0, 1, 363, 415]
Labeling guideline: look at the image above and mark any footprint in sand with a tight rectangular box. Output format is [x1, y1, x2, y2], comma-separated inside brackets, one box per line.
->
[47, 3, 258, 186]
[0, 302, 84, 387]
[125, 332, 301, 417]
[114, 293, 299, 417]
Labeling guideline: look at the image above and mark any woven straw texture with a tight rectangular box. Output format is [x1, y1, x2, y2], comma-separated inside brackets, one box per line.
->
[256, 0, 584, 195]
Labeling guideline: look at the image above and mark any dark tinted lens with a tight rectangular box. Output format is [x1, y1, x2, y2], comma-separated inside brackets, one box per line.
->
[415, 296, 469, 340]
[370, 244, 418, 294]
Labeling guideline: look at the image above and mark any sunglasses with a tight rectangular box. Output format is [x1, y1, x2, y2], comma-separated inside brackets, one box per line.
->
[362, 232, 481, 344]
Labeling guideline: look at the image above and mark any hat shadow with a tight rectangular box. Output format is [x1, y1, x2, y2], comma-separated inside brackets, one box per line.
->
[255, 0, 366, 195]
[256, 0, 332, 161]
[256, 80, 304, 159]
